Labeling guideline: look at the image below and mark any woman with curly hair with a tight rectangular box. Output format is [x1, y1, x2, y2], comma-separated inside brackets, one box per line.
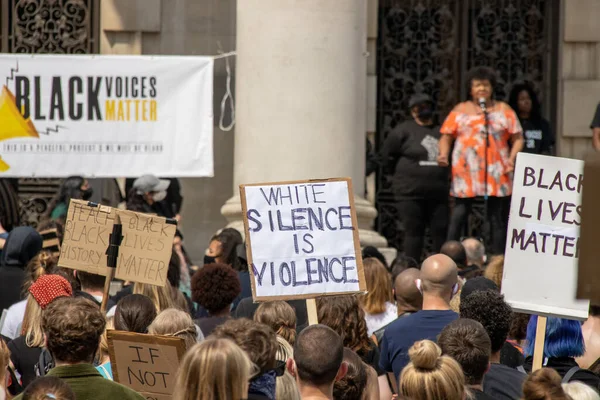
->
[0, 338, 9, 400]
[192, 263, 241, 336]
[316, 295, 393, 399]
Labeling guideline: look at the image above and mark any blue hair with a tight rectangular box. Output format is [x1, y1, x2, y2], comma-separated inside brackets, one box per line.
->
[525, 316, 585, 358]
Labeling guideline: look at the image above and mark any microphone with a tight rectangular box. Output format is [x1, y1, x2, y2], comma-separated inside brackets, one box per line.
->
[478, 97, 487, 113]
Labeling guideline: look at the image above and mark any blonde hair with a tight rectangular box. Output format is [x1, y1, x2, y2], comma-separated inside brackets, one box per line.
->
[254, 301, 297, 345]
[173, 338, 255, 400]
[22, 294, 45, 348]
[99, 317, 115, 360]
[399, 340, 465, 400]
[484, 255, 504, 289]
[133, 282, 175, 313]
[22, 250, 58, 295]
[562, 381, 600, 400]
[275, 335, 294, 363]
[276, 371, 301, 400]
[148, 308, 197, 351]
[359, 257, 393, 314]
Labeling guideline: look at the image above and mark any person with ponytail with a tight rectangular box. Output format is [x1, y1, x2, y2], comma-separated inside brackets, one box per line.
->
[1, 251, 58, 340]
[399, 340, 465, 400]
[522, 368, 571, 400]
[8, 275, 73, 388]
[254, 301, 297, 346]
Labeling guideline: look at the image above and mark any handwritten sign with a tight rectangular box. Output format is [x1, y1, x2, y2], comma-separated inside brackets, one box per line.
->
[59, 199, 177, 286]
[502, 153, 589, 319]
[108, 330, 185, 400]
[240, 178, 366, 301]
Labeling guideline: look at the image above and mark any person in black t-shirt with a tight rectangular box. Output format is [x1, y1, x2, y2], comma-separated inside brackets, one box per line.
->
[380, 94, 450, 262]
[508, 83, 554, 155]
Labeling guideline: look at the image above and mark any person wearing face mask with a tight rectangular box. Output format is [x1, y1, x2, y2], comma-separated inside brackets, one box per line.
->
[45, 176, 93, 222]
[380, 94, 450, 262]
[126, 174, 175, 218]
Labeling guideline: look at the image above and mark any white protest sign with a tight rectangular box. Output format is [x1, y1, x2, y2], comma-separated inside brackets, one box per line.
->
[502, 153, 589, 319]
[240, 178, 366, 301]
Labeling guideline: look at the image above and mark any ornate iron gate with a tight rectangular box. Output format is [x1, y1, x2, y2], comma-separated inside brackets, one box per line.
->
[0, 0, 100, 228]
[375, 0, 559, 253]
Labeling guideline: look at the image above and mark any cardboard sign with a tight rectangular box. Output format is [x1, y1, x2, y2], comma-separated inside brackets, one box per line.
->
[502, 153, 589, 319]
[240, 178, 366, 301]
[577, 153, 600, 303]
[59, 199, 177, 286]
[108, 331, 186, 400]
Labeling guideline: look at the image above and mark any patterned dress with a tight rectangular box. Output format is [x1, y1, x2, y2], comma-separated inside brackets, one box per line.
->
[440, 101, 522, 198]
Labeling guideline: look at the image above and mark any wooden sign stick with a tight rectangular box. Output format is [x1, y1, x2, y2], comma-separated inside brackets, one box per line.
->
[101, 212, 123, 313]
[101, 269, 115, 313]
[532, 315, 547, 371]
[307, 298, 318, 325]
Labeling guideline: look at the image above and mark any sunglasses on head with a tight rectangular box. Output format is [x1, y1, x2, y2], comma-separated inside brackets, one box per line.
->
[273, 360, 286, 377]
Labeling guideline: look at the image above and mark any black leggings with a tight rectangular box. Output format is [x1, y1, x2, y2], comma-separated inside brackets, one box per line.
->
[397, 198, 449, 262]
[447, 196, 507, 255]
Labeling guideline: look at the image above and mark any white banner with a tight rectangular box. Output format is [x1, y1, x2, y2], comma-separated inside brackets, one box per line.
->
[240, 178, 366, 301]
[0, 54, 213, 177]
[502, 153, 589, 319]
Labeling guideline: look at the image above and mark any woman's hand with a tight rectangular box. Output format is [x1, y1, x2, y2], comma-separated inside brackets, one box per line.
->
[437, 154, 449, 167]
[506, 158, 515, 173]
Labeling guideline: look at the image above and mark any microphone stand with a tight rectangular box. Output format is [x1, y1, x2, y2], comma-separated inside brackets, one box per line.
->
[482, 102, 490, 247]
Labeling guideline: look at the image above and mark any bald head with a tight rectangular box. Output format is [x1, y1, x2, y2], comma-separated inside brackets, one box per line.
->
[440, 240, 467, 267]
[420, 254, 458, 297]
[462, 238, 485, 267]
[394, 268, 422, 313]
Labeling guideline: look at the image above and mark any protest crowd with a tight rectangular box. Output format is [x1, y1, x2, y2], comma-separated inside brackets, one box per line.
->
[0, 66, 597, 400]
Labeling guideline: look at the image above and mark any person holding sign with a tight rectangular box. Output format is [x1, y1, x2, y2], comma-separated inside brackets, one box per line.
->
[11, 297, 144, 400]
[380, 93, 450, 261]
[523, 317, 600, 390]
[438, 66, 524, 255]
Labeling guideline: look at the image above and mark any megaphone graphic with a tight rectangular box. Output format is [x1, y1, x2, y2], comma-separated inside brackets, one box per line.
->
[0, 85, 39, 171]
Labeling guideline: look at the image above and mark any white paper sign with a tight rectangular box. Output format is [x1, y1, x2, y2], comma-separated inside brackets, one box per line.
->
[0, 54, 213, 177]
[240, 178, 366, 300]
[502, 153, 589, 319]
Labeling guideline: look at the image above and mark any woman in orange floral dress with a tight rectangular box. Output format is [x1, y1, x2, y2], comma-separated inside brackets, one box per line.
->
[438, 67, 523, 255]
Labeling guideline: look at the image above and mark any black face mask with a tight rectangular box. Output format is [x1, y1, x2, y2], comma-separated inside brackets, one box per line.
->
[81, 187, 94, 200]
[203, 255, 216, 265]
[417, 106, 434, 121]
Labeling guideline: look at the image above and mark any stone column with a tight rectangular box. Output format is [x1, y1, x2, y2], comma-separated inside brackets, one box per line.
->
[222, 0, 393, 258]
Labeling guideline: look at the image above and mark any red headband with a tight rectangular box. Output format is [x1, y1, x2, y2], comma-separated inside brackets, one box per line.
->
[29, 274, 73, 309]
